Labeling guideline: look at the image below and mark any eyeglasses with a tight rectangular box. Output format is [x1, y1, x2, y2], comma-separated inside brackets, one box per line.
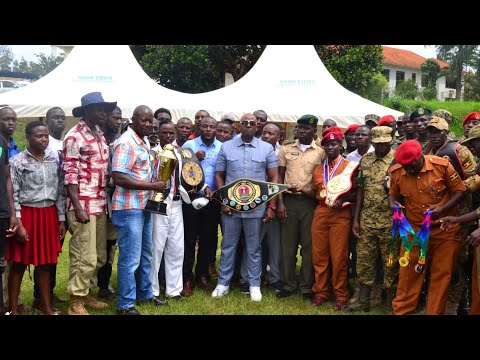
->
[241, 120, 257, 127]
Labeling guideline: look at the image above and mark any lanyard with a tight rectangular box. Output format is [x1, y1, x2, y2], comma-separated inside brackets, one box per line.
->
[323, 155, 343, 185]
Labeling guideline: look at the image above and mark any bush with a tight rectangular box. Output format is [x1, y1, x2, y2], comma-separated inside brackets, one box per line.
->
[394, 80, 419, 99]
[422, 87, 437, 100]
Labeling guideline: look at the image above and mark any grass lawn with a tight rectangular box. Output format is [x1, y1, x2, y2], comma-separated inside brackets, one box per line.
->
[17, 233, 388, 316]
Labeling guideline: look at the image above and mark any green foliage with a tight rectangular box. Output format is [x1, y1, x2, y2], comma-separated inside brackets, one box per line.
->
[138, 45, 266, 93]
[364, 73, 389, 103]
[12, 53, 65, 75]
[420, 59, 441, 88]
[0, 45, 13, 71]
[394, 79, 419, 99]
[384, 98, 480, 135]
[464, 69, 480, 102]
[422, 87, 437, 100]
[314, 45, 384, 96]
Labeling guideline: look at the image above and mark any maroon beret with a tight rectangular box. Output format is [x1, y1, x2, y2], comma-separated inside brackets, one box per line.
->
[378, 115, 396, 126]
[344, 124, 360, 135]
[394, 140, 422, 166]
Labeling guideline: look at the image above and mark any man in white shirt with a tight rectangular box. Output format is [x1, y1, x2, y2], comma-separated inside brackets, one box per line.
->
[346, 125, 374, 163]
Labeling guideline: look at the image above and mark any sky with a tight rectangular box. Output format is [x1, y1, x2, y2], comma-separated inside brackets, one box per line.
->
[7, 45, 65, 62]
[7, 45, 440, 63]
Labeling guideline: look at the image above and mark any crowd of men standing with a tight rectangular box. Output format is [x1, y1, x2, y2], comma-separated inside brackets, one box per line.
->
[0, 92, 479, 315]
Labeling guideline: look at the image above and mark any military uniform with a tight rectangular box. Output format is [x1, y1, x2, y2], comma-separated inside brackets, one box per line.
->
[356, 149, 398, 288]
[389, 154, 466, 315]
[277, 115, 325, 296]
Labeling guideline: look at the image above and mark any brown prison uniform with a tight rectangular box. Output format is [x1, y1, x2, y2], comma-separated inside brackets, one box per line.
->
[311, 157, 355, 302]
[471, 248, 480, 315]
[389, 155, 466, 315]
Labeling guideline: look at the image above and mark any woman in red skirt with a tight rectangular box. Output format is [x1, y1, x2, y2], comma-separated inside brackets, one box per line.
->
[6, 121, 66, 315]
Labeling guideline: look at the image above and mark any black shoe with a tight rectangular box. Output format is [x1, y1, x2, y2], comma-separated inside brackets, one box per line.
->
[276, 289, 294, 298]
[153, 296, 168, 306]
[169, 295, 183, 301]
[301, 293, 314, 301]
[269, 281, 284, 292]
[116, 307, 141, 315]
[240, 283, 250, 294]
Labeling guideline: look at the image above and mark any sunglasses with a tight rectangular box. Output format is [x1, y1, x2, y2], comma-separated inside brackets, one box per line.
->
[241, 120, 257, 127]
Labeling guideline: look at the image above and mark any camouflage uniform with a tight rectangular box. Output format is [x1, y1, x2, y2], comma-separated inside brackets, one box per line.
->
[391, 135, 404, 150]
[356, 149, 399, 288]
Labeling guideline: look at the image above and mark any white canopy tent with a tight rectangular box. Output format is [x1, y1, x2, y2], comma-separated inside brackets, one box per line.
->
[0, 45, 402, 127]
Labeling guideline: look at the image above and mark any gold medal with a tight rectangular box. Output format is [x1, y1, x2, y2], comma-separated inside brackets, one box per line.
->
[399, 256, 409, 267]
[320, 189, 327, 199]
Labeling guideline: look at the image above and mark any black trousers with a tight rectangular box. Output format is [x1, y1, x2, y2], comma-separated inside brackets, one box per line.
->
[97, 239, 117, 290]
[182, 201, 220, 281]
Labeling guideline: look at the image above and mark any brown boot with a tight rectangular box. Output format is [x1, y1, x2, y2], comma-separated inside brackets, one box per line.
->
[208, 262, 219, 280]
[83, 294, 108, 310]
[370, 285, 383, 308]
[68, 295, 89, 315]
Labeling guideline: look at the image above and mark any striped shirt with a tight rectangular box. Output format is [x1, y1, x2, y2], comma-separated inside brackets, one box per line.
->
[63, 120, 109, 215]
[112, 127, 151, 210]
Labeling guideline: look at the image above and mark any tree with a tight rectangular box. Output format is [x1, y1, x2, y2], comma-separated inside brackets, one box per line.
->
[420, 59, 441, 100]
[395, 79, 419, 99]
[364, 73, 389, 103]
[137, 45, 266, 93]
[0, 45, 13, 71]
[435, 45, 479, 100]
[314, 45, 384, 96]
[11, 53, 64, 75]
[12, 57, 30, 73]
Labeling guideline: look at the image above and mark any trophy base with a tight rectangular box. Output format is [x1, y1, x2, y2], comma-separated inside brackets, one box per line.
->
[144, 200, 167, 215]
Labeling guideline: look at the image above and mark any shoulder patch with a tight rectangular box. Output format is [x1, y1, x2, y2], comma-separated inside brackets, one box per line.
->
[283, 140, 295, 146]
[450, 172, 459, 182]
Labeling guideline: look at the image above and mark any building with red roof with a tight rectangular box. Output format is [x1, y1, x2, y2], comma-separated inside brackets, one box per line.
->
[382, 46, 460, 101]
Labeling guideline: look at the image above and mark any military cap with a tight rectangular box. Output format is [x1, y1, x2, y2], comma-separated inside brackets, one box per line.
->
[364, 114, 380, 125]
[371, 126, 393, 143]
[426, 116, 449, 131]
[462, 112, 480, 127]
[432, 109, 452, 123]
[395, 140, 422, 166]
[461, 124, 480, 146]
[397, 115, 404, 123]
[297, 114, 318, 126]
[344, 124, 360, 135]
[410, 107, 432, 121]
[221, 113, 236, 124]
[378, 115, 396, 126]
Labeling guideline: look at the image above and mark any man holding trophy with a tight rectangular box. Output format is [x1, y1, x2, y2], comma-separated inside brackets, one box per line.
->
[111, 105, 167, 315]
[148, 120, 213, 301]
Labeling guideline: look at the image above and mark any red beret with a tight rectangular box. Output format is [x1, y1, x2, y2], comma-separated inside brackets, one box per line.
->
[394, 140, 422, 166]
[462, 112, 480, 127]
[321, 130, 343, 146]
[344, 124, 360, 135]
[322, 126, 342, 137]
[378, 115, 396, 126]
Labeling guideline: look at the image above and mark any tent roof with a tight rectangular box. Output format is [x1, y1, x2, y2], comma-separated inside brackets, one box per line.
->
[0, 45, 402, 126]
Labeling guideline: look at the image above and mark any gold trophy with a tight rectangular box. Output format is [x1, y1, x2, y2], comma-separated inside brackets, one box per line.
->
[145, 144, 178, 215]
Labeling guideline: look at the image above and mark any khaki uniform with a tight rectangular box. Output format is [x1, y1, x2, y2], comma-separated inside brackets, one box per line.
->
[356, 150, 399, 288]
[389, 155, 466, 315]
[278, 140, 325, 294]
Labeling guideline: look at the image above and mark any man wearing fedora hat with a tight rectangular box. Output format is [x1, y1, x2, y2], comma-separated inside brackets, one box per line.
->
[63, 91, 116, 315]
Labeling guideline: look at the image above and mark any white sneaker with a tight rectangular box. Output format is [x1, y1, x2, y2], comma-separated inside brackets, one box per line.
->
[211, 285, 229, 298]
[250, 286, 262, 302]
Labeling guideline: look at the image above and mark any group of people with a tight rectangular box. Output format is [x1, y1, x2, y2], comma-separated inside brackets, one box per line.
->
[1, 91, 479, 315]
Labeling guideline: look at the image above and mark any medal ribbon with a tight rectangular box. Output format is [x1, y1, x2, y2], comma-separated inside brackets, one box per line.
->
[323, 155, 343, 186]
[389, 205, 432, 268]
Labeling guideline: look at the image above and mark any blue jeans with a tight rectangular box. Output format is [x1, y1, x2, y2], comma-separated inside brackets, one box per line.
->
[112, 209, 153, 310]
[218, 216, 263, 287]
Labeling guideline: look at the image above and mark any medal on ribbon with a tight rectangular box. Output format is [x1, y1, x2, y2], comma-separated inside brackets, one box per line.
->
[321, 155, 343, 202]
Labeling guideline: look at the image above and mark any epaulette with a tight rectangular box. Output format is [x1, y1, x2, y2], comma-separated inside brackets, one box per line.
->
[283, 140, 295, 146]
[389, 163, 402, 172]
[428, 155, 449, 166]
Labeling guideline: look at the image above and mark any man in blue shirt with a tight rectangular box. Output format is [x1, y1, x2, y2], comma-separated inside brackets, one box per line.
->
[212, 113, 278, 302]
[181, 116, 222, 295]
[0, 107, 20, 159]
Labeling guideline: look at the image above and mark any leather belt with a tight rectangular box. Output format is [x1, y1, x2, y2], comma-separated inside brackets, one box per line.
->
[173, 195, 181, 201]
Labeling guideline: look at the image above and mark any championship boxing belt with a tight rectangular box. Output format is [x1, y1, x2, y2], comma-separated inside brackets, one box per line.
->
[214, 178, 289, 212]
[325, 161, 359, 208]
[178, 148, 206, 197]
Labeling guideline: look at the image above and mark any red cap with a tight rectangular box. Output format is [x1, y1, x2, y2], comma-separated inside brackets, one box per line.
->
[322, 126, 342, 137]
[394, 140, 422, 166]
[462, 112, 480, 127]
[321, 129, 343, 146]
[378, 115, 396, 126]
[344, 124, 360, 135]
